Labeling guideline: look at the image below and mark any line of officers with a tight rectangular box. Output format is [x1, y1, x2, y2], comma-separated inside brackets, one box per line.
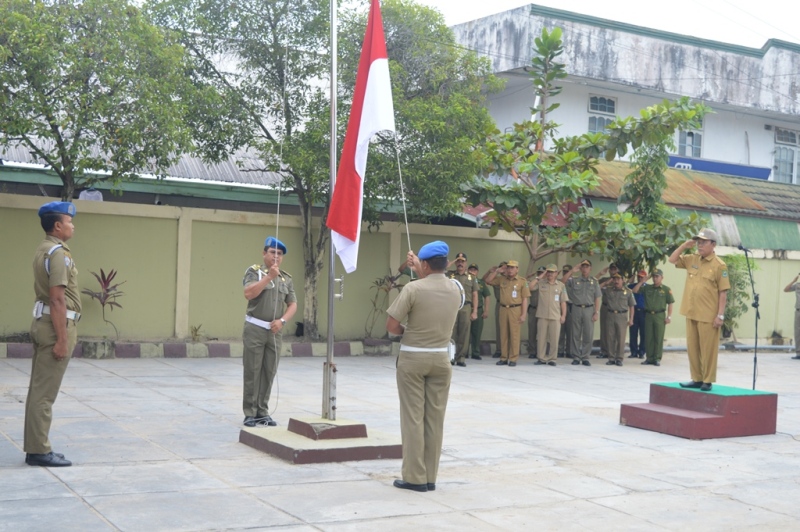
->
[440, 255, 675, 369]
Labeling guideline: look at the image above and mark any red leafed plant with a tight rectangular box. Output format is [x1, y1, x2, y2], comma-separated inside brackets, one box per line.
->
[81, 269, 126, 338]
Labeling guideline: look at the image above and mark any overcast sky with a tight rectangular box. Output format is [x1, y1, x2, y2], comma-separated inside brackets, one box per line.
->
[413, 0, 800, 48]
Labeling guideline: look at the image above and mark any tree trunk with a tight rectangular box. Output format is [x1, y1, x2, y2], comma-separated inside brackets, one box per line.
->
[302, 250, 325, 340]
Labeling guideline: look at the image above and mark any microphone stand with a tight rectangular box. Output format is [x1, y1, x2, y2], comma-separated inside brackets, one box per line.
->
[739, 245, 760, 389]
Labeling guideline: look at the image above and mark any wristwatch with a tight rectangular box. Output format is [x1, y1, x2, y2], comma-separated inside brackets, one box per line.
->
[717, 314, 725, 320]
[280, 318, 286, 325]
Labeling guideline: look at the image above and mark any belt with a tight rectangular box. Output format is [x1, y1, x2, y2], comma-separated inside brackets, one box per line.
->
[647, 310, 666, 314]
[245, 315, 272, 330]
[501, 304, 521, 308]
[400, 345, 448, 352]
[609, 310, 627, 314]
[574, 304, 593, 308]
[36, 303, 81, 322]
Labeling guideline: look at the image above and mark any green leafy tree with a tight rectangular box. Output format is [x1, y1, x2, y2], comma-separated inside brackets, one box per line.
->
[720, 253, 757, 340]
[149, 0, 501, 339]
[0, 0, 203, 200]
[464, 27, 708, 277]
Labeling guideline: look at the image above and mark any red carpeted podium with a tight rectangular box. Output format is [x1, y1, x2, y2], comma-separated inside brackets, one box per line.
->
[620, 382, 777, 440]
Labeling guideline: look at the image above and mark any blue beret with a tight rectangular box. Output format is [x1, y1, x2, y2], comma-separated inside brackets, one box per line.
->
[264, 236, 287, 254]
[38, 201, 76, 218]
[418, 240, 448, 260]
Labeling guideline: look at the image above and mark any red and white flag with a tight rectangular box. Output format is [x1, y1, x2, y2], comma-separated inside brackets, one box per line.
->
[326, 0, 395, 273]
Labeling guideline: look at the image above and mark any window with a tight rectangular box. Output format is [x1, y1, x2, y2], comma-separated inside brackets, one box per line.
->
[774, 127, 800, 184]
[588, 96, 615, 134]
[678, 131, 702, 158]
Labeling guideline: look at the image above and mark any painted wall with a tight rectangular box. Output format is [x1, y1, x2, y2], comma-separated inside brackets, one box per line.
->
[2, 193, 797, 345]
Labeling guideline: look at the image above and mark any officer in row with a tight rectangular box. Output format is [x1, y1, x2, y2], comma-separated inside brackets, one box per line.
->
[468, 263, 492, 360]
[632, 270, 675, 366]
[563, 260, 601, 367]
[485, 260, 530, 366]
[628, 271, 648, 359]
[526, 266, 547, 358]
[447, 253, 478, 367]
[530, 264, 568, 365]
[601, 274, 635, 366]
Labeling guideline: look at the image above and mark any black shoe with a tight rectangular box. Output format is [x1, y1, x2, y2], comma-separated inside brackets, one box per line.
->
[492, 353, 501, 358]
[641, 360, 653, 365]
[627, 354, 638, 359]
[654, 361, 660, 366]
[508, 361, 517, 367]
[534, 360, 546, 365]
[25, 452, 71, 467]
[451, 360, 455, 366]
[571, 359, 581, 365]
[700, 383, 712, 391]
[496, 360, 508, 365]
[254, 415, 277, 427]
[606, 360, 616, 365]
[243, 416, 257, 427]
[565, 354, 573, 359]
[470, 355, 482, 360]
[680, 381, 703, 389]
[427, 483, 435, 491]
[528, 354, 537, 359]
[596, 353, 608, 359]
[792, 355, 800, 360]
[638, 354, 644, 359]
[456, 361, 467, 367]
[393, 479, 427, 492]
[547, 361, 556, 366]
[580, 360, 590, 366]
[616, 360, 623, 366]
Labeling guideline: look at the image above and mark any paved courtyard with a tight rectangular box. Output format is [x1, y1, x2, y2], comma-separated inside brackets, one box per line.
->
[2, 349, 800, 531]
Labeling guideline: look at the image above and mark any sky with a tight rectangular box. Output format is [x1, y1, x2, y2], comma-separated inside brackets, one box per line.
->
[413, 0, 800, 49]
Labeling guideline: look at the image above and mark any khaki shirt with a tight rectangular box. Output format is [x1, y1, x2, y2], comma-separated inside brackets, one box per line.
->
[566, 275, 601, 306]
[33, 235, 81, 312]
[387, 273, 462, 348]
[675, 252, 731, 322]
[602, 286, 635, 313]
[243, 265, 297, 322]
[641, 284, 675, 312]
[448, 271, 478, 310]
[534, 280, 568, 320]
[488, 274, 531, 307]
[792, 283, 800, 310]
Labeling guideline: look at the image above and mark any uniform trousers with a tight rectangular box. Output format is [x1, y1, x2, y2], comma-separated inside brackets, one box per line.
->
[493, 303, 501, 355]
[498, 306, 523, 362]
[606, 312, 628, 362]
[242, 322, 282, 417]
[469, 313, 484, 358]
[537, 318, 561, 362]
[527, 307, 538, 356]
[451, 306, 471, 363]
[629, 309, 645, 357]
[569, 306, 595, 361]
[795, 309, 800, 355]
[25, 316, 77, 454]
[558, 305, 571, 355]
[685, 318, 720, 383]
[396, 351, 451, 485]
[644, 312, 667, 362]
[599, 306, 609, 356]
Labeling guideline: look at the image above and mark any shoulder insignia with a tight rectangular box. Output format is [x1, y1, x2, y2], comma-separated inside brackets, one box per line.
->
[249, 264, 260, 271]
[280, 269, 292, 278]
[468, 274, 473, 281]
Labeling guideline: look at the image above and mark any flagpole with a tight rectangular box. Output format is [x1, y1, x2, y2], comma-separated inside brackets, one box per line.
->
[323, 0, 338, 420]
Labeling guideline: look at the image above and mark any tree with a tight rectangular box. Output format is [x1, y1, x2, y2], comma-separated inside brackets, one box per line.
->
[720, 253, 757, 341]
[464, 27, 708, 277]
[149, 0, 501, 340]
[0, 0, 202, 200]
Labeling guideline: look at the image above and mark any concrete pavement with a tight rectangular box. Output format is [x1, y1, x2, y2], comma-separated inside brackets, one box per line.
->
[2, 349, 800, 531]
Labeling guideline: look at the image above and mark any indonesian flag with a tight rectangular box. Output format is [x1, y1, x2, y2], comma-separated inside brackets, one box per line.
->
[326, 0, 395, 273]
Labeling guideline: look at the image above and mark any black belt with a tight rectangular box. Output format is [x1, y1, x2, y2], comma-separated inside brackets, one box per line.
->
[574, 304, 593, 308]
[647, 310, 665, 314]
[501, 304, 521, 308]
[609, 310, 627, 314]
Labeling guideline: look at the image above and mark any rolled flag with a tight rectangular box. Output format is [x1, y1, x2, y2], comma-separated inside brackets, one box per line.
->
[326, 0, 395, 273]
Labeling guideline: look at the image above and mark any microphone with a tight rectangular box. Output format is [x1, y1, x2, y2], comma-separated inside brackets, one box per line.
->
[738, 244, 751, 253]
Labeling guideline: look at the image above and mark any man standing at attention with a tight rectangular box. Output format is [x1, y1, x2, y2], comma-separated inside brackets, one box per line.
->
[447, 253, 478, 367]
[526, 266, 547, 359]
[669, 228, 730, 391]
[601, 273, 635, 366]
[633, 270, 675, 366]
[563, 260, 601, 367]
[242, 237, 297, 427]
[387, 241, 462, 492]
[627, 270, 648, 359]
[785, 272, 800, 360]
[486, 260, 530, 367]
[25, 202, 80, 467]
[468, 263, 491, 361]
[529, 264, 568, 366]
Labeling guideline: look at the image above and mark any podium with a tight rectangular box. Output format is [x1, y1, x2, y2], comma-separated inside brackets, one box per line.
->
[620, 382, 777, 440]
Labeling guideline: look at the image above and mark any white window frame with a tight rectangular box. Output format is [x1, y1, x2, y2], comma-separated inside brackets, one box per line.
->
[587, 95, 616, 134]
[774, 127, 800, 184]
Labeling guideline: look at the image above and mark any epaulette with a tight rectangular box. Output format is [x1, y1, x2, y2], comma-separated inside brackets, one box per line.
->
[467, 274, 473, 281]
[280, 269, 292, 278]
[714, 256, 726, 265]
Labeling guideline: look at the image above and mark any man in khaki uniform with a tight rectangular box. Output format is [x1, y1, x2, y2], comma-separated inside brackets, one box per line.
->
[468, 263, 491, 360]
[486, 260, 530, 367]
[387, 241, 461, 492]
[785, 273, 800, 360]
[669, 228, 730, 391]
[25, 202, 81, 468]
[447, 253, 478, 367]
[485, 261, 507, 358]
[530, 264, 568, 366]
[601, 274, 635, 366]
[596, 263, 619, 359]
[526, 265, 547, 358]
[563, 260, 601, 367]
[242, 236, 297, 427]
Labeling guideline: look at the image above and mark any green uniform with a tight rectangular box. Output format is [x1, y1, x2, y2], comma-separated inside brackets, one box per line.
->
[601, 285, 635, 362]
[675, 252, 731, 383]
[470, 279, 492, 358]
[641, 284, 675, 363]
[25, 236, 81, 455]
[388, 272, 461, 486]
[448, 270, 478, 364]
[242, 265, 296, 418]
[565, 275, 601, 361]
